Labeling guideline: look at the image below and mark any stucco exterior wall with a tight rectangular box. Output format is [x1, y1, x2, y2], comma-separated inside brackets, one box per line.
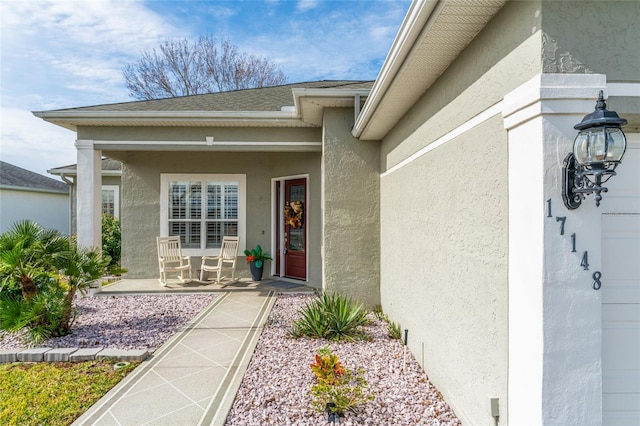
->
[0, 189, 69, 234]
[541, 1, 640, 81]
[109, 150, 322, 287]
[376, 3, 544, 424]
[322, 108, 380, 308]
[380, 116, 508, 425]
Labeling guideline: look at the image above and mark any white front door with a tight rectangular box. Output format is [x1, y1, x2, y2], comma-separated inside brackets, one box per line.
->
[602, 134, 640, 425]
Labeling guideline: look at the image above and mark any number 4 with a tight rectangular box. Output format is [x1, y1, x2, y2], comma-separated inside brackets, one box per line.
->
[581, 251, 589, 270]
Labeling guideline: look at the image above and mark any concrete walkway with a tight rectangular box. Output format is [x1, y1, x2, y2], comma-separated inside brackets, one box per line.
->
[73, 290, 277, 426]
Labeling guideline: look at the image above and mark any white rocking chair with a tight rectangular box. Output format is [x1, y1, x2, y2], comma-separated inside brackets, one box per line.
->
[200, 236, 240, 284]
[157, 236, 192, 286]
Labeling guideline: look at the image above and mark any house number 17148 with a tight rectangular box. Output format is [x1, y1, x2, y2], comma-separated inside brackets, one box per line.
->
[546, 198, 602, 290]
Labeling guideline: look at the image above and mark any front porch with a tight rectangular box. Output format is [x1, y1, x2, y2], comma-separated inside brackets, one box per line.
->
[97, 277, 316, 295]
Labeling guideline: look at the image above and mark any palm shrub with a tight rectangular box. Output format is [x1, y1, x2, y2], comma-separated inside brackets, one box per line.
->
[102, 213, 127, 275]
[291, 292, 370, 341]
[0, 220, 109, 342]
[0, 285, 66, 344]
[55, 242, 109, 335]
[0, 221, 70, 300]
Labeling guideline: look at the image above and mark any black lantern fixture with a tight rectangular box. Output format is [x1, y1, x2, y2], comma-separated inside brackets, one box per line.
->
[562, 91, 627, 209]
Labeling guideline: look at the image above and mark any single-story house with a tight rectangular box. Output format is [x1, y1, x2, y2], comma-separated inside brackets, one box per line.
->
[33, 1, 639, 424]
[0, 161, 70, 234]
[48, 158, 122, 234]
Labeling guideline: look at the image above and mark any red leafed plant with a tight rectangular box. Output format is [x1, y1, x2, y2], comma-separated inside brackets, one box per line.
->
[310, 347, 345, 385]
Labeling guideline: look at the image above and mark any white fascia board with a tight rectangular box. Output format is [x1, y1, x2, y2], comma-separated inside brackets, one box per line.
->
[352, 0, 440, 138]
[47, 167, 122, 177]
[33, 110, 297, 120]
[292, 88, 371, 101]
[292, 88, 371, 115]
[93, 139, 321, 152]
[32, 110, 301, 130]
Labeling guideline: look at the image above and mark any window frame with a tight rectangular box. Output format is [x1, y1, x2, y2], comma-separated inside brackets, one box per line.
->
[160, 174, 246, 256]
[101, 185, 119, 219]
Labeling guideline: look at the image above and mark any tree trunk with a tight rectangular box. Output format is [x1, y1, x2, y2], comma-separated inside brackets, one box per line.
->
[20, 274, 38, 300]
[56, 288, 76, 336]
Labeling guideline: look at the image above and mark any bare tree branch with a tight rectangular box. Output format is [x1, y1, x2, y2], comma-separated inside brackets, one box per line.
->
[123, 36, 287, 100]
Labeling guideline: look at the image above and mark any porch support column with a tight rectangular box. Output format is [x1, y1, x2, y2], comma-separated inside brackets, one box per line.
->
[504, 73, 606, 425]
[75, 140, 102, 249]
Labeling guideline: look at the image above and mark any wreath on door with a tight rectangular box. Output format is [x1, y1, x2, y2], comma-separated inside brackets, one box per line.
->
[284, 200, 304, 229]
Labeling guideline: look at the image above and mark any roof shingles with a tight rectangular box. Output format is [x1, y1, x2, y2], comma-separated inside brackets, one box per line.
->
[48, 81, 374, 113]
[0, 162, 69, 193]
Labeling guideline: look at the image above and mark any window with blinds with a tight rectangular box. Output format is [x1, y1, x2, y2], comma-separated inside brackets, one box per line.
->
[168, 181, 239, 249]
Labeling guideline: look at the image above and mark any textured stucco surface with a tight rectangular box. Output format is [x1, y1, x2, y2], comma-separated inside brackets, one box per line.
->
[375, 5, 540, 423]
[381, 0, 542, 171]
[105, 149, 322, 287]
[380, 116, 508, 425]
[322, 108, 380, 308]
[541, 1, 640, 81]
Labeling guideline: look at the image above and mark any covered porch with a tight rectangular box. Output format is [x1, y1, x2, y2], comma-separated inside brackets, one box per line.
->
[97, 277, 316, 295]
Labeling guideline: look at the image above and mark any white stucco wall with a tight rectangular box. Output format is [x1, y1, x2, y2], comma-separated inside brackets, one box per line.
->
[0, 188, 69, 234]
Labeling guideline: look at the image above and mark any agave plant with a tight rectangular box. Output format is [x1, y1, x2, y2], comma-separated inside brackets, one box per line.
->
[291, 292, 370, 341]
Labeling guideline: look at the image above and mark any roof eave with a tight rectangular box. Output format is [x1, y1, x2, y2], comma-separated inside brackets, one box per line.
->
[32, 110, 301, 131]
[353, 0, 507, 141]
[352, 0, 441, 139]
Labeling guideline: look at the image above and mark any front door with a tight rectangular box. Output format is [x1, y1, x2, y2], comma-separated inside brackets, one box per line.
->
[275, 178, 307, 280]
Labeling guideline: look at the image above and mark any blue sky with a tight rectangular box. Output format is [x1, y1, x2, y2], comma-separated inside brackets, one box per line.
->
[1, 0, 411, 177]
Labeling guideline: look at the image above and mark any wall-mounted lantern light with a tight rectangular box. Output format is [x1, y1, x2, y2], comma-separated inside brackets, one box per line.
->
[562, 91, 627, 209]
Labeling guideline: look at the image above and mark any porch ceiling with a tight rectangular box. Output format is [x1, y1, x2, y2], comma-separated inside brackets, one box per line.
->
[353, 0, 507, 140]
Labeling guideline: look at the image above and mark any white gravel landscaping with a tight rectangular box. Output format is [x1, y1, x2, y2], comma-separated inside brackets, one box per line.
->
[224, 294, 461, 426]
[0, 294, 218, 350]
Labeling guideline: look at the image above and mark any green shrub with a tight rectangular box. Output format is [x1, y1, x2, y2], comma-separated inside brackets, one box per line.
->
[387, 321, 402, 340]
[0, 220, 108, 343]
[0, 285, 67, 344]
[101, 213, 121, 268]
[291, 292, 369, 341]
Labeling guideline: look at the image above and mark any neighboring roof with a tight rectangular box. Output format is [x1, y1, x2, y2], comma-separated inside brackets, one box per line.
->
[0, 161, 69, 194]
[353, 0, 507, 140]
[33, 80, 374, 131]
[48, 158, 122, 177]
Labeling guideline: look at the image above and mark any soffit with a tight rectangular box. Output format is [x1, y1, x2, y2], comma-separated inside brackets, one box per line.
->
[356, 0, 507, 140]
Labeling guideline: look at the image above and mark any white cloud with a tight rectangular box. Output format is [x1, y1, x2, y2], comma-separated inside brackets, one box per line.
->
[296, 0, 319, 12]
[1, 0, 187, 176]
[0, 107, 77, 177]
[239, 2, 410, 82]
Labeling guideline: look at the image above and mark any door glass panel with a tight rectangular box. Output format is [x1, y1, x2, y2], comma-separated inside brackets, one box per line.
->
[286, 184, 305, 252]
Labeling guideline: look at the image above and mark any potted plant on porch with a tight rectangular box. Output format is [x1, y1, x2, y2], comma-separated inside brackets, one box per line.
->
[244, 245, 272, 281]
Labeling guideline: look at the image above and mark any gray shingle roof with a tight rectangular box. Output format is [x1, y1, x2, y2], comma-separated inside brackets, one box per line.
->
[0, 161, 69, 193]
[48, 158, 122, 174]
[45, 80, 374, 113]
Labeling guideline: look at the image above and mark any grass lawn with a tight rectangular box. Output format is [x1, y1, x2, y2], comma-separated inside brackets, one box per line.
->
[0, 360, 138, 426]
